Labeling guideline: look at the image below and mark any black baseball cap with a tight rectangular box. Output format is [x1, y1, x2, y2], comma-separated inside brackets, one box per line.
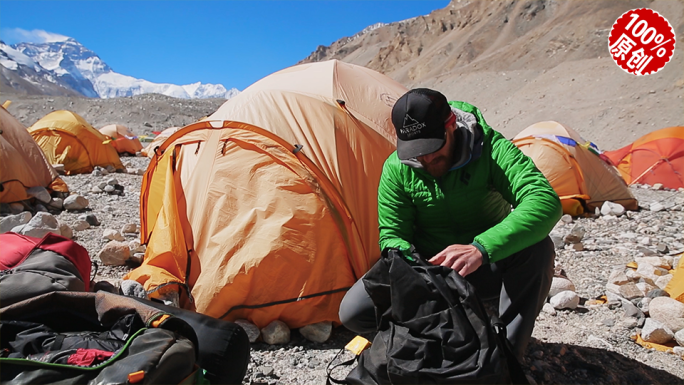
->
[391, 88, 454, 160]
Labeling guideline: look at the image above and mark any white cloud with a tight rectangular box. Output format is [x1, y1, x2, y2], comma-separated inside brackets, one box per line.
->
[0, 28, 69, 45]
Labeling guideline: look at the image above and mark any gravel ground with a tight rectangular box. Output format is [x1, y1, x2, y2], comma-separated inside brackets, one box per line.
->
[18, 157, 684, 385]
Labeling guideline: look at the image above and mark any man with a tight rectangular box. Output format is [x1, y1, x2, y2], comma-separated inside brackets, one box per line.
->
[339, 88, 562, 359]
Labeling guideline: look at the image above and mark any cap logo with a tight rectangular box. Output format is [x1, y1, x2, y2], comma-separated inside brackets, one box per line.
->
[399, 114, 426, 138]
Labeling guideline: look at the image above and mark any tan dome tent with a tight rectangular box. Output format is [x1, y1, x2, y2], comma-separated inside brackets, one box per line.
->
[126, 60, 407, 328]
[513, 121, 637, 216]
[141, 127, 181, 158]
[99, 124, 143, 155]
[0, 106, 68, 203]
[28, 110, 124, 175]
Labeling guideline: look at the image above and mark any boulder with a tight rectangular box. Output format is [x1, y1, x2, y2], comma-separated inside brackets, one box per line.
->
[550, 290, 579, 309]
[63, 195, 89, 211]
[299, 321, 333, 343]
[73, 220, 91, 231]
[11, 212, 60, 238]
[261, 320, 290, 345]
[97, 241, 131, 266]
[58, 222, 73, 239]
[641, 318, 674, 344]
[102, 229, 125, 241]
[121, 223, 138, 234]
[48, 197, 64, 210]
[235, 319, 261, 343]
[649, 297, 684, 332]
[548, 276, 576, 297]
[600, 201, 625, 216]
[26, 186, 51, 204]
[0, 211, 32, 233]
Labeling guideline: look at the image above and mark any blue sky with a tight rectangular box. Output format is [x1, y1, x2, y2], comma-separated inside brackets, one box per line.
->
[0, 1, 448, 90]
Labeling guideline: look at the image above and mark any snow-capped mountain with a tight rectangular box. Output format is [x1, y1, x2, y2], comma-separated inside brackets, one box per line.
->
[1, 37, 239, 99]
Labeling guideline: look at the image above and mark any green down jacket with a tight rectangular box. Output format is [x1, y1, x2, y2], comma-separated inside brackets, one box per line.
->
[378, 101, 561, 264]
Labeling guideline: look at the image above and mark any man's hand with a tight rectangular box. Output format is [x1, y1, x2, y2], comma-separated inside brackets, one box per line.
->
[428, 244, 482, 276]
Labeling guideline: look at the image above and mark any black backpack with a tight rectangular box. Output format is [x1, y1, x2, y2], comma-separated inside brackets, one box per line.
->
[332, 249, 528, 384]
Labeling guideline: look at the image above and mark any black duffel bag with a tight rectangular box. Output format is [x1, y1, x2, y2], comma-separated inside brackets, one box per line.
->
[344, 248, 527, 384]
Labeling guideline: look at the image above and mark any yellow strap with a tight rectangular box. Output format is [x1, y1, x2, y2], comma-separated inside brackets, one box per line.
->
[151, 314, 171, 328]
[2, 100, 11, 109]
[127, 370, 145, 383]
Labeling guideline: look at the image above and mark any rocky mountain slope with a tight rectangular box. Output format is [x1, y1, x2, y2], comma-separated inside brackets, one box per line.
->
[301, 0, 684, 150]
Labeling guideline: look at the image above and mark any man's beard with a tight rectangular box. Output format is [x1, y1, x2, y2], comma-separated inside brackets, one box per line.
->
[419, 141, 455, 178]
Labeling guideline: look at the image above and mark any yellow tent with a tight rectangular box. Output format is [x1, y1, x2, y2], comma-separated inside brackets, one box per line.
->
[665, 256, 684, 303]
[141, 127, 180, 158]
[0, 106, 68, 203]
[99, 124, 143, 155]
[513, 121, 637, 216]
[125, 60, 407, 328]
[28, 110, 124, 175]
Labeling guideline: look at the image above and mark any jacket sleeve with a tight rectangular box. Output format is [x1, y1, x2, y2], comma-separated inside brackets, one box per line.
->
[377, 154, 416, 259]
[473, 129, 562, 263]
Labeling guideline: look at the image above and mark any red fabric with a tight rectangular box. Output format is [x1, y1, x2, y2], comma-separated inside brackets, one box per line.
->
[0, 232, 40, 270]
[66, 348, 114, 366]
[0, 232, 91, 291]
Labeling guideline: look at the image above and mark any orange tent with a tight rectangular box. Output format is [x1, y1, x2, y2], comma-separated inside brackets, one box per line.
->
[99, 124, 143, 155]
[513, 121, 637, 216]
[125, 60, 407, 329]
[28, 110, 124, 175]
[141, 127, 180, 158]
[604, 126, 684, 189]
[0, 106, 68, 203]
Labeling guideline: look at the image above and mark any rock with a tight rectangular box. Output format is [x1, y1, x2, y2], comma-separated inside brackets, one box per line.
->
[299, 321, 332, 343]
[261, 320, 290, 345]
[636, 281, 656, 297]
[640, 237, 651, 245]
[58, 222, 73, 239]
[73, 220, 91, 231]
[652, 183, 663, 190]
[106, 178, 119, 186]
[675, 329, 684, 347]
[638, 297, 652, 316]
[572, 242, 584, 251]
[656, 243, 670, 254]
[91, 185, 104, 194]
[621, 299, 642, 318]
[9, 202, 25, 214]
[647, 289, 670, 298]
[542, 303, 556, 315]
[607, 270, 630, 285]
[26, 186, 51, 204]
[550, 233, 564, 249]
[563, 225, 585, 244]
[79, 214, 100, 226]
[97, 241, 131, 266]
[618, 282, 645, 300]
[550, 290, 579, 309]
[655, 275, 673, 290]
[235, 319, 261, 343]
[674, 346, 684, 358]
[560, 214, 573, 224]
[649, 202, 664, 212]
[120, 280, 147, 298]
[102, 229, 125, 241]
[641, 318, 674, 344]
[549, 276, 576, 297]
[620, 317, 638, 329]
[0, 211, 32, 233]
[34, 203, 48, 212]
[92, 169, 103, 176]
[122, 223, 138, 234]
[129, 253, 145, 265]
[601, 201, 625, 216]
[52, 164, 65, 174]
[127, 167, 145, 175]
[649, 297, 684, 332]
[635, 257, 671, 270]
[63, 195, 89, 211]
[105, 165, 116, 173]
[636, 262, 668, 284]
[625, 269, 641, 281]
[104, 185, 116, 193]
[11, 212, 60, 238]
[48, 197, 64, 210]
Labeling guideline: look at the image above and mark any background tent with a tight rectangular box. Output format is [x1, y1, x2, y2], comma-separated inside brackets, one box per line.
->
[0, 106, 68, 203]
[126, 60, 407, 328]
[99, 124, 143, 155]
[28, 110, 124, 175]
[513, 121, 637, 216]
[141, 127, 180, 158]
[604, 126, 684, 189]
